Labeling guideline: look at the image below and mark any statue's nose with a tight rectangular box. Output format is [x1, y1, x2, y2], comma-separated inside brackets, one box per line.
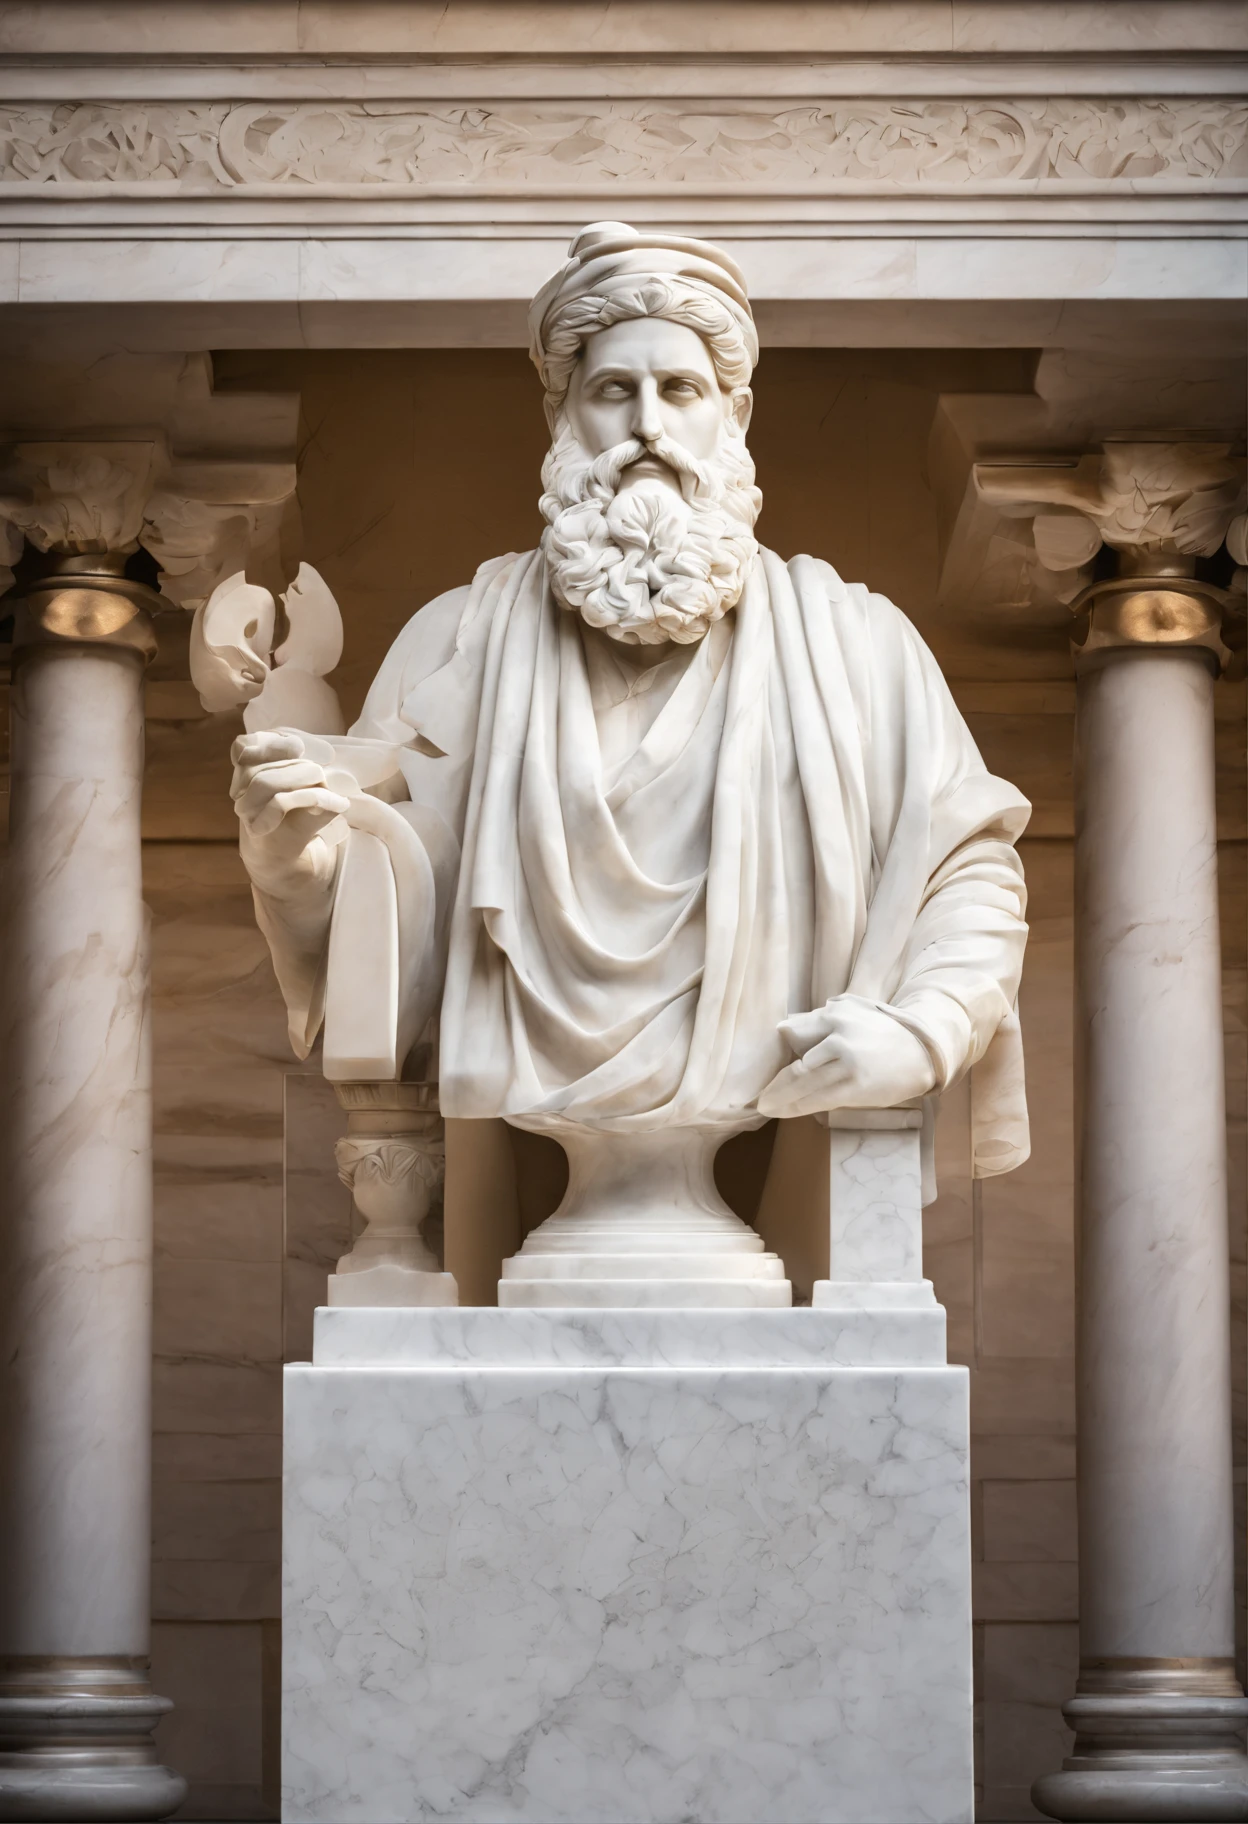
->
[632, 382, 664, 444]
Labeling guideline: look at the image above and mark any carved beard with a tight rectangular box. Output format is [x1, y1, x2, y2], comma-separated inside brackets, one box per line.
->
[538, 418, 762, 646]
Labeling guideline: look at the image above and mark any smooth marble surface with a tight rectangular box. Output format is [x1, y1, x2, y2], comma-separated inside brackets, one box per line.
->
[1033, 598, 1248, 1818]
[9, 237, 1247, 312]
[2, 5, 1246, 57]
[827, 1120, 925, 1284]
[284, 1311, 972, 1823]
[0, 634, 187, 1818]
[0, 646, 153, 1657]
[813, 1120, 942, 1317]
[236, 227, 1029, 1313]
[1075, 649, 1235, 1663]
[327, 1265, 457, 1307]
[499, 1126, 792, 1309]
[311, 1303, 947, 1368]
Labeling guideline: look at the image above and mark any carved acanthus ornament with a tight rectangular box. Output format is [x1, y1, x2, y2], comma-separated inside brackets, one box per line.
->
[0, 443, 166, 656]
[1, 98, 1245, 193]
[0, 440, 300, 669]
[142, 484, 287, 612]
[976, 443, 1247, 669]
[0, 441, 161, 553]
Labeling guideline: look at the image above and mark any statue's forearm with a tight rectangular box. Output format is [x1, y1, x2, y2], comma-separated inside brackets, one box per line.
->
[887, 842, 1028, 1087]
[242, 830, 343, 1058]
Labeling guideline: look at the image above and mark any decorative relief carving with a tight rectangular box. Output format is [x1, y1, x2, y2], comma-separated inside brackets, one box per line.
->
[976, 444, 1246, 559]
[1, 98, 1245, 190]
[0, 440, 160, 553]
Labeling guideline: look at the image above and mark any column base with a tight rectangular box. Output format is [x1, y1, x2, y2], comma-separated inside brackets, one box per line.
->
[1033, 1667, 1248, 1822]
[0, 1658, 187, 1822]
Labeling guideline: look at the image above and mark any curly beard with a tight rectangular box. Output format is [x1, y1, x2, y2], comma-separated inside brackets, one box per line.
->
[538, 418, 762, 645]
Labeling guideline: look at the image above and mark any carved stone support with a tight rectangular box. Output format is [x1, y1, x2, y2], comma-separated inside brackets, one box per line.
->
[0, 512, 184, 1816]
[1006, 445, 1248, 1823]
[498, 1124, 791, 1309]
[328, 1083, 458, 1308]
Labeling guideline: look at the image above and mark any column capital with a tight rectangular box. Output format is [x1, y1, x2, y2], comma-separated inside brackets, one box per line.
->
[142, 459, 295, 611]
[975, 442, 1245, 562]
[0, 438, 297, 611]
[0, 440, 166, 661]
[0, 440, 163, 556]
[975, 441, 1246, 672]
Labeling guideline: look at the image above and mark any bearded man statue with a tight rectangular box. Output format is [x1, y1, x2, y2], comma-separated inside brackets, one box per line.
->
[233, 221, 1030, 1307]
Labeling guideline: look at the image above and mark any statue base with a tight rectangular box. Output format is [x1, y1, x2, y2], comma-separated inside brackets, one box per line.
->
[283, 1306, 971, 1824]
[327, 1265, 458, 1307]
[499, 1124, 791, 1308]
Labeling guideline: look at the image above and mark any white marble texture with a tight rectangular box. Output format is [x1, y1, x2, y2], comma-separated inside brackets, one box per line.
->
[499, 1126, 791, 1309]
[1033, 640, 1248, 1821]
[0, 643, 153, 1658]
[312, 1303, 947, 1368]
[1075, 649, 1235, 1661]
[326, 1264, 457, 1307]
[284, 1311, 972, 1823]
[8, 237, 1246, 314]
[0, 621, 187, 1819]
[190, 562, 345, 732]
[814, 1117, 940, 1317]
[234, 224, 1029, 1307]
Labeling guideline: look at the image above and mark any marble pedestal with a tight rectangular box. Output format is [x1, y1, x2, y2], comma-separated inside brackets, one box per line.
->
[283, 1306, 972, 1824]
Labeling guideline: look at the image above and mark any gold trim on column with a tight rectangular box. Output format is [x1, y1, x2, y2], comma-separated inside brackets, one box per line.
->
[6, 553, 161, 662]
[1077, 1657, 1245, 1698]
[0, 1656, 156, 1698]
[1072, 572, 1231, 671]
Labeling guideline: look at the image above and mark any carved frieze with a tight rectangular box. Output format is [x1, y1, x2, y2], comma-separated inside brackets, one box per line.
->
[1, 98, 1245, 191]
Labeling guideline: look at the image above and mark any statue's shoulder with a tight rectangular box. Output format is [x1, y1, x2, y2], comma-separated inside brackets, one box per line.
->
[781, 551, 916, 649]
[354, 552, 532, 740]
[389, 552, 529, 674]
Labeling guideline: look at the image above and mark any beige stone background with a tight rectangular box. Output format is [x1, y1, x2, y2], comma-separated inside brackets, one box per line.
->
[52, 347, 1244, 1820]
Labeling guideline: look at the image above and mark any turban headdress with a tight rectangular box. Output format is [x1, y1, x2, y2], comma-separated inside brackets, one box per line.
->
[528, 221, 759, 425]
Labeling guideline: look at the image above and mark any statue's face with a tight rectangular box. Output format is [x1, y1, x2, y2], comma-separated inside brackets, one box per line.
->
[539, 313, 762, 647]
[566, 318, 751, 491]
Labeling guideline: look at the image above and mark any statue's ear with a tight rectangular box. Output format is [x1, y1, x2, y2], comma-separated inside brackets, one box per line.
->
[730, 386, 753, 436]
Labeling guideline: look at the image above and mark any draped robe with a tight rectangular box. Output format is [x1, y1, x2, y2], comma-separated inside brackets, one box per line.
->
[254, 548, 1031, 1176]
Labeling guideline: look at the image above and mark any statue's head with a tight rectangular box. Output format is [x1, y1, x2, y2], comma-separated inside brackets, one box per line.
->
[529, 223, 762, 646]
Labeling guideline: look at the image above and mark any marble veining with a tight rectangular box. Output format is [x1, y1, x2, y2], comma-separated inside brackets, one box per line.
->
[233, 222, 1029, 1310]
[284, 1343, 972, 1823]
[312, 1303, 947, 1369]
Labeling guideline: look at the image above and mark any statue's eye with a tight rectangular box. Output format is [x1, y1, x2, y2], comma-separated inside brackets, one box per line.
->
[665, 379, 700, 399]
[597, 380, 632, 400]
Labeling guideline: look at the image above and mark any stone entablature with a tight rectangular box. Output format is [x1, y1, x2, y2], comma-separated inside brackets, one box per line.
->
[2, 96, 1245, 194]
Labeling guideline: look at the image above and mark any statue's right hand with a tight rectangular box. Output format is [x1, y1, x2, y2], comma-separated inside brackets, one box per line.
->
[230, 730, 350, 887]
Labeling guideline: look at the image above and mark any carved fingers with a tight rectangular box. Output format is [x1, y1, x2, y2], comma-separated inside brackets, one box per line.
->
[230, 729, 350, 838]
[757, 996, 935, 1119]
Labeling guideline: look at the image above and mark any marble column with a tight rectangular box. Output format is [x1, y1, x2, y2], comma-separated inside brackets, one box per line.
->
[0, 445, 185, 1819]
[1027, 457, 1248, 1819]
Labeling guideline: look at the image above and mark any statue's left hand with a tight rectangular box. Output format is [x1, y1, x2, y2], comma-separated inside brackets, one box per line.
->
[757, 995, 936, 1119]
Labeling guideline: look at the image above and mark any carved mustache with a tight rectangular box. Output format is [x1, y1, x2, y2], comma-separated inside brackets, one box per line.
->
[580, 435, 715, 506]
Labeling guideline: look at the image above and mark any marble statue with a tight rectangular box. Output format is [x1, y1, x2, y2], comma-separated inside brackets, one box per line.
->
[232, 222, 1030, 1307]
